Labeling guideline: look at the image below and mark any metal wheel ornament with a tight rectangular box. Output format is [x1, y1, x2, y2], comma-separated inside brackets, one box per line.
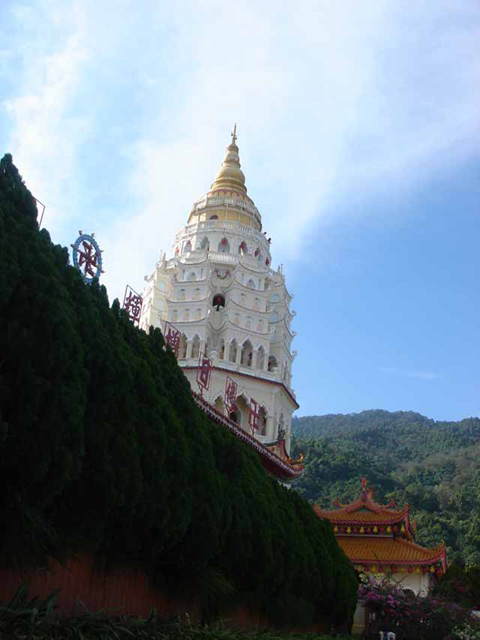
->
[71, 231, 104, 283]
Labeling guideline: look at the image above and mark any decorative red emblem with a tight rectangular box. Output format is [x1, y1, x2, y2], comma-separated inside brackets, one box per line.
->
[249, 398, 261, 433]
[164, 321, 180, 356]
[71, 232, 104, 283]
[196, 352, 212, 396]
[254, 248, 260, 257]
[224, 377, 237, 414]
[122, 285, 143, 325]
[265, 257, 270, 266]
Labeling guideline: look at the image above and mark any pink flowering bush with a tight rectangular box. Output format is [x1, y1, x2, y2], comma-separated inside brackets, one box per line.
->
[358, 576, 480, 640]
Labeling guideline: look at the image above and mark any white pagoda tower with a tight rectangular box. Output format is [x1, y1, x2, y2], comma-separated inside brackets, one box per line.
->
[139, 128, 298, 453]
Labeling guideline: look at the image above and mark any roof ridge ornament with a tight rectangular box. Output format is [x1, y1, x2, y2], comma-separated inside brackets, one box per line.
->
[231, 122, 237, 145]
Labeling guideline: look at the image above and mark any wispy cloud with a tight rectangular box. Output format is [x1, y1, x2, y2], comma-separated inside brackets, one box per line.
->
[1, 0, 479, 301]
[379, 367, 441, 381]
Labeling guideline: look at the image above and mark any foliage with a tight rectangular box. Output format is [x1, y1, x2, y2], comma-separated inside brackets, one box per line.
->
[291, 410, 480, 565]
[0, 586, 348, 640]
[433, 565, 480, 610]
[0, 154, 357, 628]
[358, 576, 479, 640]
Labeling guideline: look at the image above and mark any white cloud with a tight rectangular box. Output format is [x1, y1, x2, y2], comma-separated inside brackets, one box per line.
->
[2, 0, 479, 300]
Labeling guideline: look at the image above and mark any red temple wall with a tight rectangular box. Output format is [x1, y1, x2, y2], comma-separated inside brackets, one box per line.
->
[0, 555, 332, 632]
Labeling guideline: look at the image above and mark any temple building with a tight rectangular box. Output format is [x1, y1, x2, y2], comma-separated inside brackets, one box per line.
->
[139, 127, 300, 472]
[315, 478, 447, 633]
[315, 479, 447, 593]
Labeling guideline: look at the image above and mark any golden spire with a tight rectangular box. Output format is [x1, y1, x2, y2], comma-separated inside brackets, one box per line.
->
[210, 125, 247, 194]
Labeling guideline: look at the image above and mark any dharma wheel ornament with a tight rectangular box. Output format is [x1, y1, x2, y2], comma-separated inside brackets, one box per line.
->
[71, 231, 104, 283]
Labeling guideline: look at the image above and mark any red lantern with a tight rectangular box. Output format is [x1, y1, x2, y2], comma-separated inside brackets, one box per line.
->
[436, 568, 443, 578]
[408, 566, 413, 574]
[378, 565, 384, 573]
[392, 565, 397, 573]
[422, 566, 428, 574]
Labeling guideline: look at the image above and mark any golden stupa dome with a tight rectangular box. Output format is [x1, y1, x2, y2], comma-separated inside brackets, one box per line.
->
[210, 125, 247, 194]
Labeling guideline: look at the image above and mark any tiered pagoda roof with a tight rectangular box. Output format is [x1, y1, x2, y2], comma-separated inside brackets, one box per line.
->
[315, 478, 446, 576]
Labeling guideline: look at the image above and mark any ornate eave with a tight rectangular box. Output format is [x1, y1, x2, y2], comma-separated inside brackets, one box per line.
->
[193, 392, 303, 479]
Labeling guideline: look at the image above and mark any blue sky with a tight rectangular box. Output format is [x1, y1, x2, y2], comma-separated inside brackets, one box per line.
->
[1, 0, 479, 420]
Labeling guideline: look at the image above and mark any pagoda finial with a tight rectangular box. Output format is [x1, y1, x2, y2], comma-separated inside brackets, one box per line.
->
[210, 125, 246, 194]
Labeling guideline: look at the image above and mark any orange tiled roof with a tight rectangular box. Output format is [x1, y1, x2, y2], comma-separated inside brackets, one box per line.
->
[315, 478, 411, 527]
[338, 536, 446, 566]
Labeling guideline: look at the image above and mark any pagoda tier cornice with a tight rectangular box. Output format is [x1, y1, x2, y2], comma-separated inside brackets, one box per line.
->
[232, 277, 269, 293]
[175, 254, 209, 266]
[237, 258, 270, 275]
[176, 220, 269, 248]
[186, 366, 299, 409]
[170, 317, 208, 326]
[224, 315, 273, 338]
[229, 298, 271, 315]
[165, 295, 210, 305]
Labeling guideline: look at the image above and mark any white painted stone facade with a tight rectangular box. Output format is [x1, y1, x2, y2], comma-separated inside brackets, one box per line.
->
[139, 132, 298, 452]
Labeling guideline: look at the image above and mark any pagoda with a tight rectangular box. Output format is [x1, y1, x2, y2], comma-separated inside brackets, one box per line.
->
[315, 478, 447, 592]
[139, 127, 302, 480]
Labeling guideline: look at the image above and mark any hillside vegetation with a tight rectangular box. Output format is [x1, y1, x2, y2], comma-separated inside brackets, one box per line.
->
[0, 154, 356, 628]
[291, 410, 480, 565]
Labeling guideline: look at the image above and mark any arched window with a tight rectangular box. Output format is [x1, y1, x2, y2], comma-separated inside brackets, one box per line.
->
[269, 310, 279, 322]
[192, 335, 200, 359]
[178, 333, 187, 359]
[240, 293, 247, 307]
[268, 355, 277, 372]
[278, 413, 286, 440]
[257, 251, 263, 263]
[241, 340, 253, 367]
[209, 214, 219, 220]
[183, 240, 192, 254]
[271, 294, 280, 302]
[257, 346, 265, 370]
[187, 272, 197, 282]
[183, 309, 190, 322]
[238, 241, 248, 255]
[212, 293, 225, 309]
[219, 339, 225, 359]
[218, 237, 230, 253]
[234, 313, 240, 325]
[246, 278, 256, 289]
[229, 340, 238, 363]
[194, 288, 201, 300]
[256, 320, 264, 333]
[178, 289, 186, 301]
[245, 317, 252, 330]
[200, 236, 210, 250]
[172, 310, 178, 322]
[196, 308, 202, 320]
[253, 298, 260, 311]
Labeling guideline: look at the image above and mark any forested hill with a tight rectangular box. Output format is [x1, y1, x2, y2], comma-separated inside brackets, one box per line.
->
[291, 411, 480, 566]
